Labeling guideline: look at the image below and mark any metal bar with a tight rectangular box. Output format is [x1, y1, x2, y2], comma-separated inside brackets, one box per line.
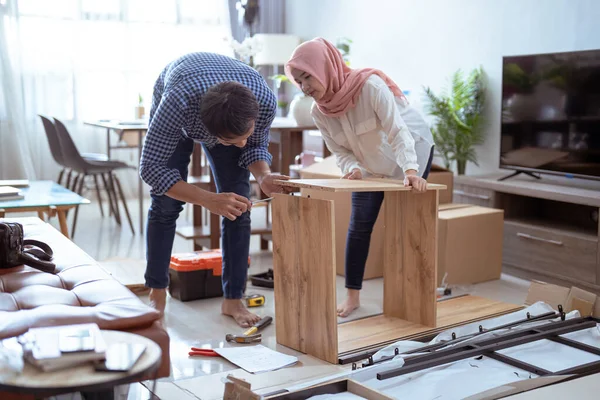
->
[548, 336, 600, 356]
[485, 351, 552, 376]
[393, 318, 588, 370]
[340, 311, 559, 366]
[377, 320, 596, 380]
[554, 360, 600, 376]
[401, 311, 559, 356]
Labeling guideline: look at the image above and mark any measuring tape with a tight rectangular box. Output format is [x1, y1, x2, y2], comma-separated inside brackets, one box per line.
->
[245, 294, 265, 307]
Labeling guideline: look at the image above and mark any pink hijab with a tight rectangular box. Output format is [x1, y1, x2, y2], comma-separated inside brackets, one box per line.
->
[284, 37, 407, 118]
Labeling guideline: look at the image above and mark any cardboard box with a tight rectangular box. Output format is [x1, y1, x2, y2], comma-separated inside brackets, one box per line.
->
[525, 280, 600, 317]
[428, 164, 454, 204]
[438, 205, 504, 286]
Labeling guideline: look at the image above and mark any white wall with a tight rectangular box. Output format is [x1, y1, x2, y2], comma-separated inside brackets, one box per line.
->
[285, 0, 600, 175]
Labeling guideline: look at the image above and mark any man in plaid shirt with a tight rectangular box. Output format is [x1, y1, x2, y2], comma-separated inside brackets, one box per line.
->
[140, 52, 289, 327]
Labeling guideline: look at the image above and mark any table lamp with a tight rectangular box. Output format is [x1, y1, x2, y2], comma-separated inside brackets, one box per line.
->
[253, 33, 301, 67]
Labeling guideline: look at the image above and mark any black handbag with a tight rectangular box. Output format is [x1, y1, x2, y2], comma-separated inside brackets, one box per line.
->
[0, 222, 56, 274]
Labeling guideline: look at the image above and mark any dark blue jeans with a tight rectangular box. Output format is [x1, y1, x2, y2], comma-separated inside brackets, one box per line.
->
[345, 146, 435, 290]
[145, 137, 251, 299]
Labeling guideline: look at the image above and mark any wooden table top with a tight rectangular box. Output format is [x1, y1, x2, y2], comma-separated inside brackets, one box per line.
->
[0, 330, 161, 394]
[84, 120, 148, 131]
[275, 178, 447, 192]
[0, 181, 90, 209]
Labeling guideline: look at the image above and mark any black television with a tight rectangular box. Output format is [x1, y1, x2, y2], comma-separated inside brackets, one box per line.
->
[499, 49, 600, 181]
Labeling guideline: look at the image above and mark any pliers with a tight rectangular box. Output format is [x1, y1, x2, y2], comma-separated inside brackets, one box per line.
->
[188, 347, 221, 357]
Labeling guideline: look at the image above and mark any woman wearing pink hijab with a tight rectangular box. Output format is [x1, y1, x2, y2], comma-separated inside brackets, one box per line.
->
[285, 37, 435, 317]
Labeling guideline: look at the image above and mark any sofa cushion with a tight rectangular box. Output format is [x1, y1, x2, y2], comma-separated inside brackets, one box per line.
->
[0, 217, 160, 339]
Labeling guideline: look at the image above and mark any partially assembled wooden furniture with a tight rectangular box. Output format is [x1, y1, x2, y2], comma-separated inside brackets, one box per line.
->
[271, 179, 523, 364]
[272, 178, 444, 363]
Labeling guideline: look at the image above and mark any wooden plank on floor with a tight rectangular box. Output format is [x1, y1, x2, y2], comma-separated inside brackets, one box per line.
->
[383, 190, 438, 327]
[338, 295, 522, 354]
[272, 194, 338, 364]
[276, 179, 446, 193]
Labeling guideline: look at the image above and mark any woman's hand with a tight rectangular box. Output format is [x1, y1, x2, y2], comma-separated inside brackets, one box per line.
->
[343, 168, 363, 180]
[204, 192, 252, 221]
[403, 170, 427, 192]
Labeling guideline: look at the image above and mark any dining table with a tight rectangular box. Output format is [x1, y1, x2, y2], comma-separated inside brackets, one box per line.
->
[84, 116, 324, 236]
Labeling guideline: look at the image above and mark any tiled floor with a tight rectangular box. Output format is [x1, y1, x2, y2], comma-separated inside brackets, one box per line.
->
[22, 195, 533, 399]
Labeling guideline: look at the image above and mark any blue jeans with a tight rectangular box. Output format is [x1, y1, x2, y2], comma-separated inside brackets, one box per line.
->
[145, 137, 251, 299]
[345, 146, 435, 290]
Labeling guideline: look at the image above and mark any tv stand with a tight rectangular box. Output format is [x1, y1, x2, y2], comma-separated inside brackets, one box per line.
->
[498, 170, 542, 181]
[454, 173, 600, 294]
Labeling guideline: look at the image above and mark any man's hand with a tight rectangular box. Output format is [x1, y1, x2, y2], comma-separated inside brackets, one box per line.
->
[342, 168, 362, 180]
[204, 192, 252, 221]
[257, 173, 292, 197]
[248, 161, 292, 197]
[403, 169, 427, 192]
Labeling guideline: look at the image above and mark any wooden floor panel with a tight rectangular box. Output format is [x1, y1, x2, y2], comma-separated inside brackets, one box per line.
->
[338, 295, 522, 354]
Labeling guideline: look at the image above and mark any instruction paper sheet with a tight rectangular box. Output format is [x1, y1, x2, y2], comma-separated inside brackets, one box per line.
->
[215, 345, 298, 374]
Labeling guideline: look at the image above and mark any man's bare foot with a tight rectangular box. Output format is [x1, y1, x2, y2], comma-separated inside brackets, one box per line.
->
[149, 288, 167, 317]
[337, 289, 360, 317]
[222, 299, 261, 328]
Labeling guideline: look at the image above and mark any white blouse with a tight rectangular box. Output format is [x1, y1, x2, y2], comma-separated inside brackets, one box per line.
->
[311, 75, 435, 179]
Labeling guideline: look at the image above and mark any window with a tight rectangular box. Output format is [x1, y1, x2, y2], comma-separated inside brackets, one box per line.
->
[15, 0, 233, 121]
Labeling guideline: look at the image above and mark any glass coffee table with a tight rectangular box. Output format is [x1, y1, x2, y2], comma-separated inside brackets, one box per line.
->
[0, 181, 90, 239]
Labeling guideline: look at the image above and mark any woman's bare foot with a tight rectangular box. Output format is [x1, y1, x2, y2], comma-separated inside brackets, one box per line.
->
[149, 288, 167, 317]
[222, 299, 261, 328]
[337, 289, 360, 317]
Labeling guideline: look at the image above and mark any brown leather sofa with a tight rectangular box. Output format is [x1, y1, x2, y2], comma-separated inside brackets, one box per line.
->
[0, 217, 170, 396]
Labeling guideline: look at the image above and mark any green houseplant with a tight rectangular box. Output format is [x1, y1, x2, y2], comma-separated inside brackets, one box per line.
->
[423, 67, 487, 175]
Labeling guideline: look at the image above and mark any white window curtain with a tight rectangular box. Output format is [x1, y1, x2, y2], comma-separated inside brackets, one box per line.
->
[0, 0, 233, 198]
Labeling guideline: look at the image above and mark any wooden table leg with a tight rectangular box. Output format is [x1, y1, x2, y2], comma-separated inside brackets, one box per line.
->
[279, 130, 292, 177]
[268, 132, 281, 173]
[383, 190, 438, 327]
[0, 209, 5, 218]
[290, 129, 304, 165]
[193, 204, 203, 251]
[106, 128, 111, 158]
[57, 209, 70, 239]
[37, 211, 45, 221]
[210, 212, 220, 249]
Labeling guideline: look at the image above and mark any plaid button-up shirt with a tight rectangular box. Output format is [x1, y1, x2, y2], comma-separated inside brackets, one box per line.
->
[140, 52, 277, 196]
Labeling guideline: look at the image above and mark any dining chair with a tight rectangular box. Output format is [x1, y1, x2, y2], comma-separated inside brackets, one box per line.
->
[39, 115, 111, 218]
[53, 117, 135, 237]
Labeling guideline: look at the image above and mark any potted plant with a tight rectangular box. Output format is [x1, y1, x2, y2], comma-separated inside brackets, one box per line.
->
[422, 67, 487, 175]
[135, 93, 145, 119]
[336, 37, 353, 66]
